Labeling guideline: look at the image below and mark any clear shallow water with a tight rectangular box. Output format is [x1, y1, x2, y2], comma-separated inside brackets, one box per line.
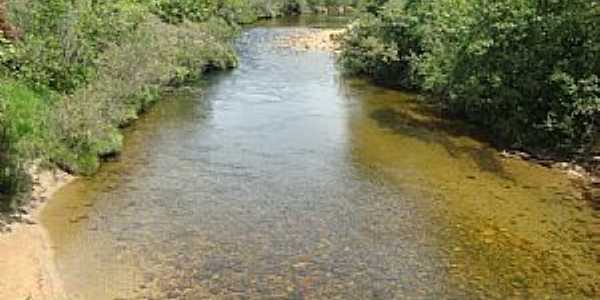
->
[42, 19, 599, 299]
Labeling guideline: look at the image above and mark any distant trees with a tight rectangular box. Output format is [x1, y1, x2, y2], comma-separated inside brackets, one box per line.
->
[339, 0, 600, 154]
[149, 0, 358, 22]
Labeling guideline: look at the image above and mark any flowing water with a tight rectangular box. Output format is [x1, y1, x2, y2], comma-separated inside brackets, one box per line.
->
[42, 18, 599, 299]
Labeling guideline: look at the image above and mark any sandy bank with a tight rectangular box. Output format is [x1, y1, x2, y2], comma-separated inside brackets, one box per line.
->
[0, 166, 75, 300]
[275, 28, 344, 52]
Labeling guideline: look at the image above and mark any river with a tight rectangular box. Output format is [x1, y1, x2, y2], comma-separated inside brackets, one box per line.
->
[41, 17, 599, 299]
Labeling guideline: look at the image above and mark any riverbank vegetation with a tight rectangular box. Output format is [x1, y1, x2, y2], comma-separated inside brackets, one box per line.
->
[0, 0, 361, 211]
[338, 0, 600, 159]
[0, 1, 241, 210]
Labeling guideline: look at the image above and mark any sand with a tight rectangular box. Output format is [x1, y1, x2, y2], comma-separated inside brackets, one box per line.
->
[0, 166, 75, 300]
[275, 28, 345, 52]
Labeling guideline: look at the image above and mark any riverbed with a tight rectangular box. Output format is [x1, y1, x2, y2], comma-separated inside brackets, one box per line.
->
[40, 18, 599, 299]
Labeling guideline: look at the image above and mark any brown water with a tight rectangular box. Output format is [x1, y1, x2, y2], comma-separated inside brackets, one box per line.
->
[42, 19, 599, 299]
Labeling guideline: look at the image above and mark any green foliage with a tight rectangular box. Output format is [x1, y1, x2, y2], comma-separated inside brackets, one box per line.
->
[339, 0, 600, 154]
[149, 0, 358, 23]
[51, 16, 237, 174]
[150, 0, 220, 23]
[5, 0, 148, 93]
[338, 0, 422, 87]
[0, 79, 53, 207]
[0, 0, 237, 206]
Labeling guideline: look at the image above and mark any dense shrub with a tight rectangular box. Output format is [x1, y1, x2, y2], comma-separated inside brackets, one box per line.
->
[151, 0, 358, 24]
[5, 0, 147, 93]
[339, 0, 600, 154]
[0, 0, 237, 206]
[150, 0, 220, 23]
[337, 0, 422, 87]
[0, 79, 54, 208]
[418, 0, 600, 151]
[52, 17, 237, 174]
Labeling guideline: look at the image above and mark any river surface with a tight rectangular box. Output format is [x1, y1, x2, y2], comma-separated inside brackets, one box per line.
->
[42, 18, 599, 299]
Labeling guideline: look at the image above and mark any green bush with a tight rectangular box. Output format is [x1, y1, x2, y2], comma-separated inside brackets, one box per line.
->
[51, 17, 237, 174]
[149, 0, 356, 23]
[0, 0, 238, 206]
[337, 0, 422, 87]
[417, 0, 600, 152]
[149, 0, 271, 23]
[0, 79, 54, 207]
[150, 0, 220, 23]
[5, 0, 147, 93]
[339, 0, 600, 154]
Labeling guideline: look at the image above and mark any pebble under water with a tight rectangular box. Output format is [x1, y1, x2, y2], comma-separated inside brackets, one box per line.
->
[41, 18, 599, 299]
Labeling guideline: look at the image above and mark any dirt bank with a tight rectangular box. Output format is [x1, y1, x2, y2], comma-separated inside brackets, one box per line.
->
[0, 166, 75, 300]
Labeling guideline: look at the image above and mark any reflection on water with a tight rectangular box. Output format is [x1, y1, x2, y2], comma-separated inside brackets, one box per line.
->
[42, 19, 599, 299]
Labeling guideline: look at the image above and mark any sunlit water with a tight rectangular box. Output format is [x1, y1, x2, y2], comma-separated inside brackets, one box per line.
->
[42, 18, 599, 299]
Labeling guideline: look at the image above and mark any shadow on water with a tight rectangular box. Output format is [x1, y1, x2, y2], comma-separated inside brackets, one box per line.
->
[369, 107, 510, 179]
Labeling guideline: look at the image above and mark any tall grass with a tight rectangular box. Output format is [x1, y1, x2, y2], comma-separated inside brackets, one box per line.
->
[0, 80, 53, 209]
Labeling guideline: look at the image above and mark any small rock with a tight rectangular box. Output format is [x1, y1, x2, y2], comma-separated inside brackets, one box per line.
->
[554, 162, 570, 170]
